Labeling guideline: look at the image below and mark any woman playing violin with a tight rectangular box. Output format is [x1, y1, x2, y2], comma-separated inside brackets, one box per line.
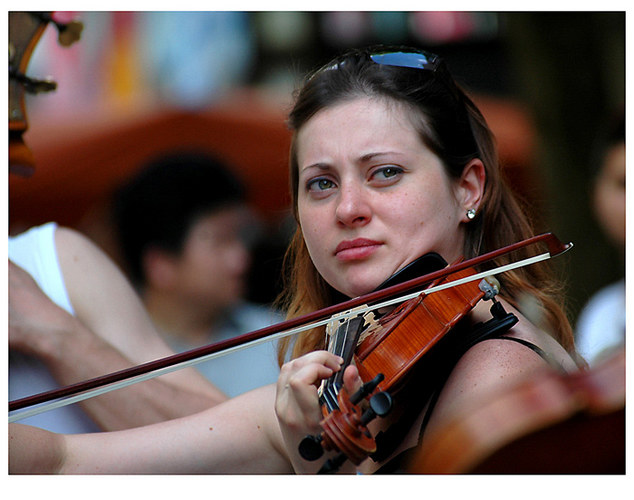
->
[9, 46, 581, 474]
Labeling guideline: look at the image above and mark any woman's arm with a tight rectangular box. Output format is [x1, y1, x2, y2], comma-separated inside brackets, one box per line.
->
[10, 385, 292, 474]
[9, 423, 67, 474]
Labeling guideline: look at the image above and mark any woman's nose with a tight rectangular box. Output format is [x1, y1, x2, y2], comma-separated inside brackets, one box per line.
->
[335, 183, 372, 227]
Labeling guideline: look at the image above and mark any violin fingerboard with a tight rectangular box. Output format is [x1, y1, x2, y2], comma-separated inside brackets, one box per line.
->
[319, 316, 366, 412]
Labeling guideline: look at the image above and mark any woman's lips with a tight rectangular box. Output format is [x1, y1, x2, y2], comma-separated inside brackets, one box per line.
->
[334, 238, 382, 261]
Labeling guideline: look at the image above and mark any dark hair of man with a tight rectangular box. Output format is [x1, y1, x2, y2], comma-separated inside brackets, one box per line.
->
[113, 151, 246, 286]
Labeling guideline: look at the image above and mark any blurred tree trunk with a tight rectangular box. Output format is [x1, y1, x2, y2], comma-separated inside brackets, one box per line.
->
[502, 12, 625, 330]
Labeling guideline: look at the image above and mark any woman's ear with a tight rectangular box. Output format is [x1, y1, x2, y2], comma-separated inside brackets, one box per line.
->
[457, 159, 486, 222]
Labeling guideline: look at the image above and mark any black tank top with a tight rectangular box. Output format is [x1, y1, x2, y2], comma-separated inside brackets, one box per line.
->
[373, 333, 567, 474]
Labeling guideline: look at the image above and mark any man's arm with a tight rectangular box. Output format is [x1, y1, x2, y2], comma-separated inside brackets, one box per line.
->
[9, 226, 228, 430]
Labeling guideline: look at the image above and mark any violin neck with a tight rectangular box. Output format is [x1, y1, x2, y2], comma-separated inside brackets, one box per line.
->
[319, 316, 366, 412]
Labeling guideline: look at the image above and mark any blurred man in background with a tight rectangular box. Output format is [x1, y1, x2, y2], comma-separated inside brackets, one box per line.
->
[575, 110, 625, 366]
[112, 151, 281, 397]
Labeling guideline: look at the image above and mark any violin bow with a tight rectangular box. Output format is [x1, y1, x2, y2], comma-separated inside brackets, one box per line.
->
[9, 232, 572, 422]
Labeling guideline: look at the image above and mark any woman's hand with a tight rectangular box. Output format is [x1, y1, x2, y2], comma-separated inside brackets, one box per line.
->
[274, 350, 343, 473]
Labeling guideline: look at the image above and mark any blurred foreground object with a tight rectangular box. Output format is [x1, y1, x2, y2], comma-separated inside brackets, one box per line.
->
[410, 349, 625, 473]
[9, 11, 82, 176]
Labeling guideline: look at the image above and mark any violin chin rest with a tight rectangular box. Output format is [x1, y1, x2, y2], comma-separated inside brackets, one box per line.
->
[375, 253, 447, 291]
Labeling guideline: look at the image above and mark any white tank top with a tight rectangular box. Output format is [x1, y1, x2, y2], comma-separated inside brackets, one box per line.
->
[9, 223, 100, 433]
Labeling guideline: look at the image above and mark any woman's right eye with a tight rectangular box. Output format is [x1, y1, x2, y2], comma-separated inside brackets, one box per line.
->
[307, 178, 336, 192]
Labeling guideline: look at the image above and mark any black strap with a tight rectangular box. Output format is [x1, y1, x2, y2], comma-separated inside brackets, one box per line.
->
[372, 303, 519, 466]
[494, 336, 567, 373]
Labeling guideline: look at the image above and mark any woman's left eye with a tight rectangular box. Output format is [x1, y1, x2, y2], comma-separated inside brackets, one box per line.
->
[371, 166, 403, 182]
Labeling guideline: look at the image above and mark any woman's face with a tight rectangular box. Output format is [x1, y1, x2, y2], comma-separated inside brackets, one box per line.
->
[296, 97, 472, 298]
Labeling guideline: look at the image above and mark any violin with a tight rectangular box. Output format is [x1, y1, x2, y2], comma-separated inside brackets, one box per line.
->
[408, 348, 625, 473]
[297, 260, 520, 472]
[9, 12, 82, 176]
[9, 233, 572, 436]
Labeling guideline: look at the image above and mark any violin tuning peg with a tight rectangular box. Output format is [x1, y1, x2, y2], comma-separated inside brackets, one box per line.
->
[57, 20, 83, 46]
[360, 392, 393, 426]
[29, 12, 83, 47]
[370, 392, 393, 418]
[21, 75, 57, 94]
[350, 373, 384, 405]
[298, 434, 324, 461]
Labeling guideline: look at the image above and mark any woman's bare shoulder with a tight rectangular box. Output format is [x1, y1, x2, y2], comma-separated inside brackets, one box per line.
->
[446, 331, 548, 397]
[424, 313, 566, 439]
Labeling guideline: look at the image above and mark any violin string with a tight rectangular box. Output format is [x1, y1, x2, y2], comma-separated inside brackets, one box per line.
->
[321, 319, 350, 411]
[8, 250, 555, 423]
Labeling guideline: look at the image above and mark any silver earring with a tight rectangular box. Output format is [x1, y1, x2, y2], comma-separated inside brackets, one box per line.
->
[466, 208, 476, 220]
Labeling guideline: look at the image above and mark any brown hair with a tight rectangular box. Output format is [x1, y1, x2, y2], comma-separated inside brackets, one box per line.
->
[276, 46, 575, 365]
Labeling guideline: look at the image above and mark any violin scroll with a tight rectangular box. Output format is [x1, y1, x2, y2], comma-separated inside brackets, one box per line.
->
[9, 12, 83, 176]
[299, 374, 392, 472]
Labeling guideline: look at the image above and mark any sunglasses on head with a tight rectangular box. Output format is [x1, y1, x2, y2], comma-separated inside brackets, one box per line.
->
[313, 47, 443, 79]
[369, 49, 442, 72]
[369, 48, 464, 104]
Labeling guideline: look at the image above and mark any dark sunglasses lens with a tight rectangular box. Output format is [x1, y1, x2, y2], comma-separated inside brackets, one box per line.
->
[370, 51, 439, 70]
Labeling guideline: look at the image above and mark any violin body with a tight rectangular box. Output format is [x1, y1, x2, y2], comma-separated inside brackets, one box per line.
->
[302, 264, 503, 472]
[355, 266, 485, 392]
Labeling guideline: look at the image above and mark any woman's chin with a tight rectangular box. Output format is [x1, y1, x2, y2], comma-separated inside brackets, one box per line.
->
[336, 280, 381, 300]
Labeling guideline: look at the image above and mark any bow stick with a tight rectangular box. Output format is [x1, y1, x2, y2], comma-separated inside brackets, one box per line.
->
[9, 233, 571, 422]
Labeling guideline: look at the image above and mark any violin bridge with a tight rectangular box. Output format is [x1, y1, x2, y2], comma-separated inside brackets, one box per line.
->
[357, 310, 381, 346]
[325, 305, 370, 347]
